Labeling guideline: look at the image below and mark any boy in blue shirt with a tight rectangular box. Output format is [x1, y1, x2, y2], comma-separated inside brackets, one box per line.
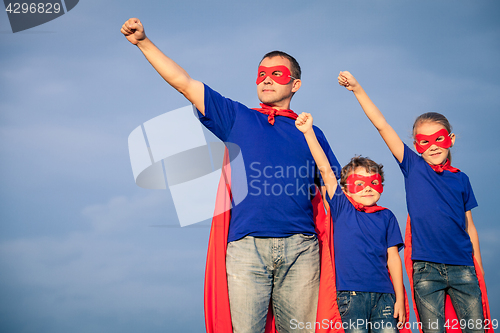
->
[296, 112, 406, 333]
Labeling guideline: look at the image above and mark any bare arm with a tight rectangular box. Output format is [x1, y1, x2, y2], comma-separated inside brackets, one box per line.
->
[465, 210, 485, 277]
[295, 113, 338, 200]
[321, 186, 329, 210]
[387, 246, 406, 326]
[121, 18, 205, 114]
[338, 71, 405, 163]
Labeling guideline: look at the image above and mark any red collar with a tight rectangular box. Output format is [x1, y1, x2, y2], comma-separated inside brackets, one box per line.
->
[252, 103, 298, 125]
[429, 159, 460, 173]
[345, 193, 387, 213]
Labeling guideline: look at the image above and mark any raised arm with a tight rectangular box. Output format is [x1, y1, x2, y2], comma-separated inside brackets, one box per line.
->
[121, 18, 205, 114]
[338, 71, 404, 163]
[295, 113, 337, 200]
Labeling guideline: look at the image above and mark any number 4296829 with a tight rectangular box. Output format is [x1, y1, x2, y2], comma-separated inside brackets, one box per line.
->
[444, 319, 498, 330]
[5, 2, 61, 14]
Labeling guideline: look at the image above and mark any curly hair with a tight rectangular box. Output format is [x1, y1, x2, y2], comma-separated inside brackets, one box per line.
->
[340, 156, 384, 189]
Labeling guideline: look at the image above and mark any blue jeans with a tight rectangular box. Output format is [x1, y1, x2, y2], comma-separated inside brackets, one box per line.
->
[226, 234, 320, 333]
[413, 261, 484, 333]
[337, 291, 399, 333]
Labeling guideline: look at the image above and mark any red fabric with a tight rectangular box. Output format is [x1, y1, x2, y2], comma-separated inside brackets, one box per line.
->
[404, 216, 494, 333]
[415, 129, 452, 154]
[345, 173, 384, 194]
[345, 193, 387, 213]
[204, 150, 233, 333]
[204, 148, 344, 333]
[429, 159, 460, 174]
[313, 198, 344, 333]
[256, 65, 294, 85]
[252, 103, 298, 125]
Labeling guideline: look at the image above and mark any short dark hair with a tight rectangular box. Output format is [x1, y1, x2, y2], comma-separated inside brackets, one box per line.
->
[261, 51, 301, 80]
[340, 156, 384, 189]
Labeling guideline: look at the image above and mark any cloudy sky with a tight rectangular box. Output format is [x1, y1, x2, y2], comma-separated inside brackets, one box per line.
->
[1, 1, 499, 332]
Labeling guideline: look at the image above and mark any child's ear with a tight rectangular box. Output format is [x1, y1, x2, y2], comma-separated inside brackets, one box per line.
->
[413, 141, 419, 153]
[450, 133, 456, 147]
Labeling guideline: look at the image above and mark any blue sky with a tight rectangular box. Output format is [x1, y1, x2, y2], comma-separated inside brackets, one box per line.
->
[1, 1, 499, 332]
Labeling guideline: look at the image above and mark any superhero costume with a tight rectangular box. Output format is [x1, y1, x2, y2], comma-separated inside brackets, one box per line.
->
[204, 149, 344, 333]
[198, 84, 340, 243]
[198, 81, 342, 332]
[398, 143, 493, 333]
[328, 185, 411, 333]
[204, 156, 413, 333]
[404, 216, 493, 333]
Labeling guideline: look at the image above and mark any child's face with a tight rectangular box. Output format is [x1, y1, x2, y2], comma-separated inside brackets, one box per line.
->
[414, 121, 455, 165]
[343, 167, 381, 207]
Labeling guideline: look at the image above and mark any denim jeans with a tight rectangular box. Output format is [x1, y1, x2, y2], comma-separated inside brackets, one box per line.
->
[413, 261, 484, 333]
[226, 234, 320, 333]
[337, 291, 399, 333]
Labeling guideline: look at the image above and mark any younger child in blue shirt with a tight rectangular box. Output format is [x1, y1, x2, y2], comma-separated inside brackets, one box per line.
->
[337, 71, 490, 333]
[296, 113, 406, 333]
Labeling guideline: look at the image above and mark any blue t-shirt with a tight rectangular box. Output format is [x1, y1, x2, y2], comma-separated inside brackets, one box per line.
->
[198, 84, 341, 242]
[398, 144, 477, 265]
[327, 186, 404, 294]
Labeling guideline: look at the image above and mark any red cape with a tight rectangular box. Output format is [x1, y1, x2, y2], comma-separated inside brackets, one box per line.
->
[404, 216, 494, 333]
[203, 150, 410, 332]
[203, 149, 344, 332]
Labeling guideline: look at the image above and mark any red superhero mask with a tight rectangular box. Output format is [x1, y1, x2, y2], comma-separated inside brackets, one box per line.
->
[345, 174, 384, 194]
[256, 65, 294, 85]
[414, 129, 452, 154]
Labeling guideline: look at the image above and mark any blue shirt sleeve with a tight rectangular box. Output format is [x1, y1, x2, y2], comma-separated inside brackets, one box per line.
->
[196, 84, 237, 141]
[463, 174, 478, 212]
[396, 143, 419, 177]
[386, 212, 404, 251]
[327, 185, 351, 220]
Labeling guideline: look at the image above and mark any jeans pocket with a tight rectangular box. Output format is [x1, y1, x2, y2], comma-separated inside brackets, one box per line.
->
[381, 293, 396, 318]
[388, 293, 396, 304]
[413, 261, 430, 283]
[337, 292, 351, 316]
[464, 265, 477, 277]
